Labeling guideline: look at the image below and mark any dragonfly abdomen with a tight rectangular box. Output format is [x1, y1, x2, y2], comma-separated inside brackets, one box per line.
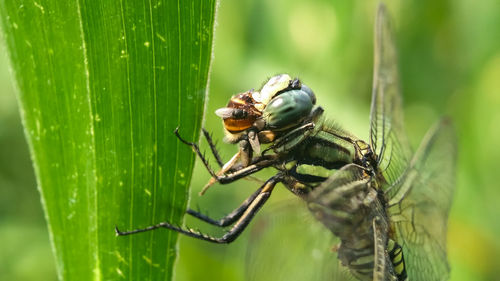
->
[306, 175, 399, 281]
[388, 239, 407, 281]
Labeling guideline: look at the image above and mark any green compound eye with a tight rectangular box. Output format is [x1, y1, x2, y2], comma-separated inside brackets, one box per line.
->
[300, 84, 316, 105]
[263, 89, 315, 130]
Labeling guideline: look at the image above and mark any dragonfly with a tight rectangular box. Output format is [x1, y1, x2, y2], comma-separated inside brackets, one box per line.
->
[116, 4, 455, 281]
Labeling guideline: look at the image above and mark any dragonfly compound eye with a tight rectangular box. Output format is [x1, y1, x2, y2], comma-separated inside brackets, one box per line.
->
[263, 89, 314, 130]
[300, 84, 316, 105]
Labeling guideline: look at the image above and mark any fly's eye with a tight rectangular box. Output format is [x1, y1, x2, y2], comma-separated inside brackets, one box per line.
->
[232, 109, 247, 119]
[263, 89, 315, 131]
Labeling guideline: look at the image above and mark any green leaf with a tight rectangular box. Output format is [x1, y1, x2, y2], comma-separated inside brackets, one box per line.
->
[0, 0, 216, 280]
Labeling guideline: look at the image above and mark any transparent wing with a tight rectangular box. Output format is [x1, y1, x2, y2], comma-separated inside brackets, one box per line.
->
[308, 164, 367, 205]
[308, 164, 398, 281]
[387, 119, 456, 281]
[369, 3, 412, 197]
[245, 196, 355, 281]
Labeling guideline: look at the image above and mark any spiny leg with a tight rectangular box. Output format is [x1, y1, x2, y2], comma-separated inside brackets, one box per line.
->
[115, 175, 283, 243]
[214, 157, 278, 184]
[205, 174, 282, 243]
[201, 128, 224, 167]
[175, 127, 219, 179]
[200, 150, 242, 195]
[187, 184, 264, 227]
[175, 127, 277, 185]
[200, 129, 261, 194]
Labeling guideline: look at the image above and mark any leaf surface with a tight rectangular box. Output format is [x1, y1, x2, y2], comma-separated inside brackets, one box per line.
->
[0, 0, 216, 280]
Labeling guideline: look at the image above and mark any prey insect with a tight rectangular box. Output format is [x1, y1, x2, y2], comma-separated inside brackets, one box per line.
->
[116, 4, 455, 281]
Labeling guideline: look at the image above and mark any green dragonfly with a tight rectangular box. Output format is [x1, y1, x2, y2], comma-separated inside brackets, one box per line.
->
[116, 4, 455, 281]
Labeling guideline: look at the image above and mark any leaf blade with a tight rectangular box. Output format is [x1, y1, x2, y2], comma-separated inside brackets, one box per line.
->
[0, 0, 217, 280]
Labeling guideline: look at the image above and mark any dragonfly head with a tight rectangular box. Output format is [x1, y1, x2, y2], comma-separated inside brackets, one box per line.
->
[215, 74, 316, 145]
[255, 74, 316, 132]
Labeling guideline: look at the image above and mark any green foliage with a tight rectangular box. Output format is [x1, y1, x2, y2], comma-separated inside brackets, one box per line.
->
[2, 0, 500, 281]
[0, 0, 216, 280]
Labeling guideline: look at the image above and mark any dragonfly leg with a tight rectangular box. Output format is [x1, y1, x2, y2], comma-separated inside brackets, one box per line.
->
[215, 156, 278, 184]
[201, 128, 224, 167]
[175, 127, 220, 179]
[115, 175, 282, 243]
[187, 184, 265, 227]
[200, 139, 255, 195]
[181, 127, 249, 169]
[201, 127, 254, 170]
[175, 127, 278, 184]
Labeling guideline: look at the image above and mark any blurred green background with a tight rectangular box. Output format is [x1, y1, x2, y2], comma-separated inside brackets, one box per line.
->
[1, 0, 499, 280]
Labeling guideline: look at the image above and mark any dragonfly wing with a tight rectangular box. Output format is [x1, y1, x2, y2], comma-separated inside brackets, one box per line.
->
[308, 164, 367, 203]
[246, 165, 370, 281]
[387, 119, 456, 281]
[307, 164, 383, 280]
[245, 197, 355, 281]
[369, 3, 412, 197]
